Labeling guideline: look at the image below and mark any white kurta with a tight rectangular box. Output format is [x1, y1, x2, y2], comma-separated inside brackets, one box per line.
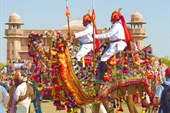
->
[74, 23, 93, 61]
[14, 82, 31, 113]
[95, 20, 127, 61]
[0, 85, 9, 113]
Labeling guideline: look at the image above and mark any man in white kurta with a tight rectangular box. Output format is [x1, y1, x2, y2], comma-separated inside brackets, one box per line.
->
[74, 14, 93, 66]
[95, 20, 127, 61]
[14, 73, 31, 113]
[0, 85, 9, 113]
[95, 10, 128, 83]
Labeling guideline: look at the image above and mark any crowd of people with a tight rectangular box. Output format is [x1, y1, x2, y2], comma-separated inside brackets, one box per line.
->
[0, 61, 43, 113]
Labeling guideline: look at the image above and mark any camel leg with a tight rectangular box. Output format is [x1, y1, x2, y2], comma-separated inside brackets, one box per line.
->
[102, 100, 114, 113]
[124, 95, 138, 113]
[92, 104, 100, 113]
[92, 83, 101, 113]
[133, 104, 138, 113]
[80, 107, 85, 113]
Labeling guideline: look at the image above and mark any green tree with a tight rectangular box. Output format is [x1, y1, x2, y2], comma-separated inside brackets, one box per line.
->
[161, 56, 170, 66]
[0, 63, 5, 70]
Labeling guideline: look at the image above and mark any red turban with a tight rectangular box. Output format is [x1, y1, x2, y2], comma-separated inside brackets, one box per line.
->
[14, 74, 19, 79]
[111, 11, 122, 22]
[83, 14, 92, 22]
[165, 67, 170, 77]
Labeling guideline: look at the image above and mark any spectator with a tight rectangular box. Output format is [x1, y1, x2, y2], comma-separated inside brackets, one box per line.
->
[154, 67, 170, 113]
[7, 74, 20, 113]
[32, 81, 42, 113]
[73, 13, 93, 67]
[94, 8, 131, 83]
[14, 72, 31, 113]
[0, 84, 10, 113]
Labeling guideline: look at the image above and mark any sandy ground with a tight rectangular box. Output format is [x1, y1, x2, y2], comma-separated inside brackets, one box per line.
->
[29, 100, 142, 113]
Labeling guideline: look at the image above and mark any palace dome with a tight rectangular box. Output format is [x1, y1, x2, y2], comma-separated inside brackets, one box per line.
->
[61, 20, 85, 30]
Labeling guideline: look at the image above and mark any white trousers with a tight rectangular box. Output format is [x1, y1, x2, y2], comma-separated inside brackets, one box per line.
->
[76, 44, 93, 61]
[16, 103, 30, 113]
[0, 102, 6, 113]
[101, 41, 127, 61]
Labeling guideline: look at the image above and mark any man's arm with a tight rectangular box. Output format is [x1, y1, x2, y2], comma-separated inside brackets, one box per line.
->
[74, 26, 92, 38]
[95, 25, 118, 39]
[18, 94, 28, 102]
[153, 85, 164, 111]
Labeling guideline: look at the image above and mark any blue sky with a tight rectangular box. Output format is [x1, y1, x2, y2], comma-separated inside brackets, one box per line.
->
[0, 0, 170, 63]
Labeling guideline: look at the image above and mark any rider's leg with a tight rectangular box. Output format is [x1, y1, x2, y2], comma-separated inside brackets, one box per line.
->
[76, 45, 92, 67]
[97, 61, 106, 82]
[96, 47, 118, 83]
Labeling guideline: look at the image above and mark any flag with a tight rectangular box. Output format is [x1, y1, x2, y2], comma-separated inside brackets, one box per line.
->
[65, 0, 70, 18]
[92, 0, 100, 52]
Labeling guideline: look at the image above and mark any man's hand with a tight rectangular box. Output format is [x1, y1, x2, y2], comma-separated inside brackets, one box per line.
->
[18, 95, 28, 102]
[92, 34, 97, 38]
[71, 31, 75, 38]
[71, 34, 75, 39]
[92, 34, 94, 38]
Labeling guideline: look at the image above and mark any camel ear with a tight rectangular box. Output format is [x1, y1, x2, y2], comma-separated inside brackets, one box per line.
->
[117, 8, 122, 13]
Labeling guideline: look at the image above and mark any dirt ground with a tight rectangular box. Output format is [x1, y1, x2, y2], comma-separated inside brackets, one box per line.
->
[29, 100, 142, 113]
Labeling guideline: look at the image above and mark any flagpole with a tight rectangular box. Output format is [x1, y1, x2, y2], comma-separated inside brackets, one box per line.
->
[66, 0, 71, 40]
[67, 16, 71, 39]
[92, 0, 96, 80]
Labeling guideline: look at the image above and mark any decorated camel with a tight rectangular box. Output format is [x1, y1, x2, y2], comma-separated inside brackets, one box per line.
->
[28, 30, 164, 113]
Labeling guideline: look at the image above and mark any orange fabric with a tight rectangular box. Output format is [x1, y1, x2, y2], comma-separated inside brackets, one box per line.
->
[120, 15, 132, 50]
[14, 74, 19, 79]
[83, 14, 92, 22]
[91, 9, 96, 22]
[65, 6, 70, 18]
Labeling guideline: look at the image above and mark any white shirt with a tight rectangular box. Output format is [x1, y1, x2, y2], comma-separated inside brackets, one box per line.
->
[155, 78, 170, 98]
[14, 82, 31, 105]
[0, 85, 9, 113]
[74, 23, 93, 44]
[95, 20, 125, 41]
[155, 78, 170, 113]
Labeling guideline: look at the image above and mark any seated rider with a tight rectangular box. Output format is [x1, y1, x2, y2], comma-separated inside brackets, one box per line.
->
[94, 8, 132, 83]
[73, 13, 94, 67]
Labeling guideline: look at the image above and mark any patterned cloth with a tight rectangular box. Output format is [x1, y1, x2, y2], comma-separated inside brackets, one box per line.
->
[8, 86, 17, 113]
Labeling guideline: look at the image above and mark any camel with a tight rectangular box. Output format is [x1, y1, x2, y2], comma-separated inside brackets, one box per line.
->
[28, 31, 163, 113]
